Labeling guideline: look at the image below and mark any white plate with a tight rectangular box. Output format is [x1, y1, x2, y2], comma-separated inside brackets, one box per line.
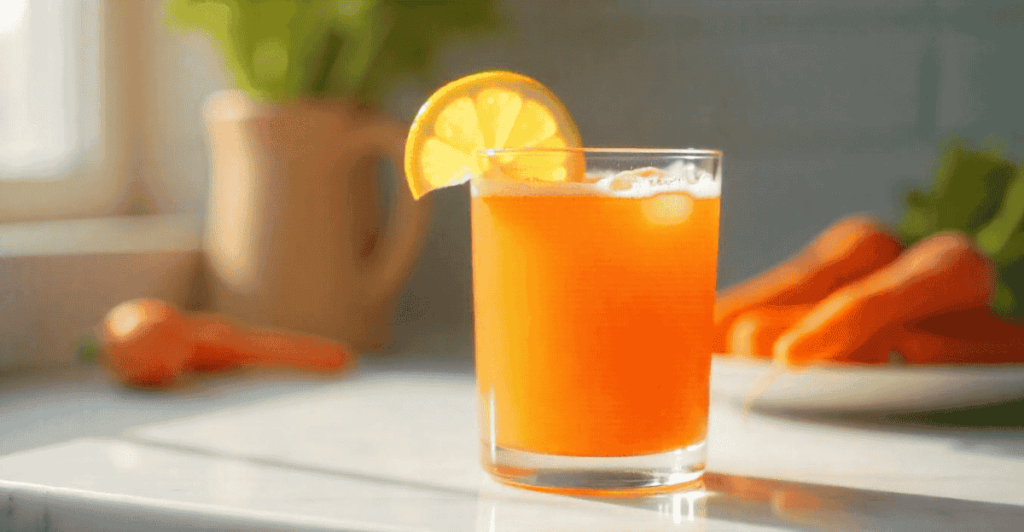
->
[711, 356, 1024, 413]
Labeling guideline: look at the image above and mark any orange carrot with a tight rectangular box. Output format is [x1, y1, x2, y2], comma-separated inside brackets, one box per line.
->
[728, 305, 811, 359]
[774, 231, 997, 367]
[728, 304, 894, 364]
[714, 215, 903, 353]
[189, 314, 349, 372]
[101, 298, 352, 387]
[184, 314, 241, 372]
[101, 298, 191, 387]
[840, 329, 900, 365]
[894, 307, 1024, 364]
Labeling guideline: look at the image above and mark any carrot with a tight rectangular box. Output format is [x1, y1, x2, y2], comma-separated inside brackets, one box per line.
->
[894, 307, 1024, 364]
[101, 298, 352, 387]
[773, 231, 998, 367]
[728, 305, 811, 359]
[728, 304, 894, 364]
[840, 328, 901, 365]
[714, 214, 903, 353]
[101, 298, 192, 387]
[184, 314, 242, 372]
[189, 314, 349, 372]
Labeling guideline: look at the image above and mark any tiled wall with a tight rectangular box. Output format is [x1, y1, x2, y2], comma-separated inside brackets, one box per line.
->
[391, 0, 1024, 349]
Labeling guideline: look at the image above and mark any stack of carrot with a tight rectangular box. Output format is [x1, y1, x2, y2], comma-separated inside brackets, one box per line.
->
[713, 215, 1024, 366]
[716, 139, 1024, 367]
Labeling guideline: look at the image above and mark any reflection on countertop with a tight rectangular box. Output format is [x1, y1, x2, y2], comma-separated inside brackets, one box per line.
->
[2, 355, 1024, 531]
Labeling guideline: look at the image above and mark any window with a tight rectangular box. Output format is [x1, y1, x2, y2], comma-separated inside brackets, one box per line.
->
[0, 2, 206, 371]
[0, 0, 129, 222]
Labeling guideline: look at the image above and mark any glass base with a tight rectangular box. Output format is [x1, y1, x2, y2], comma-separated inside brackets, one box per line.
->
[481, 441, 706, 497]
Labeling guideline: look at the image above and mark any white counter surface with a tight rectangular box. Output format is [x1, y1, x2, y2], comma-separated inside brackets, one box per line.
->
[2, 351, 1024, 531]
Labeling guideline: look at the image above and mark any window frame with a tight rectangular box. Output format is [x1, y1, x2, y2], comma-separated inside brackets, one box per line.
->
[0, 1, 142, 223]
[0, 1, 206, 372]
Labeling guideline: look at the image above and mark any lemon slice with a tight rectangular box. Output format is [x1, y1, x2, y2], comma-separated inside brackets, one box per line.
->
[404, 71, 582, 199]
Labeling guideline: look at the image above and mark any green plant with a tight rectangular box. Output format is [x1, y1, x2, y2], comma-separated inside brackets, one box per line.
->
[166, 0, 502, 106]
[894, 136, 1024, 317]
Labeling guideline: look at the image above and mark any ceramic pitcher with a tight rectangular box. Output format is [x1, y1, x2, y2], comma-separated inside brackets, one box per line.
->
[201, 90, 433, 350]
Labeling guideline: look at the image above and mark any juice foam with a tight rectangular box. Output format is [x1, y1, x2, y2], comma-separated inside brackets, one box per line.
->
[471, 161, 721, 199]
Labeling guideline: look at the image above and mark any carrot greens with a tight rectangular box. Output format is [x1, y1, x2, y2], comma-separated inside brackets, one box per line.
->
[895, 138, 1024, 317]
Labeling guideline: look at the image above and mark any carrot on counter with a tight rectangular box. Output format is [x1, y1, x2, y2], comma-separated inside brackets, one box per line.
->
[100, 298, 352, 388]
[189, 313, 350, 372]
[773, 231, 998, 367]
[728, 304, 894, 364]
[714, 214, 903, 353]
[895, 307, 1024, 364]
[100, 298, 193, 387]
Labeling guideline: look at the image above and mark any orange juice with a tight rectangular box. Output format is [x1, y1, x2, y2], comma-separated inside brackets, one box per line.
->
[472, 178, 720, 457]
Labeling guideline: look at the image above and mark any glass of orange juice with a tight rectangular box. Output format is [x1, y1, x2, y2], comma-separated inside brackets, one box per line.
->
[471, 147, 722, 496]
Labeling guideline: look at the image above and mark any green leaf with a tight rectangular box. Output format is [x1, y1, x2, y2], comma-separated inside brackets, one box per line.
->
[992, 280, 1017, 317]
[164, 0, 503, 104]
[76, 331, 101, 365]
[995, 258, 1024, 318]
[895, 186, 936, 246]
[930, 137, 1015, 234]
[894, 135, 1023, 317]
[976, 168, 1024, 262]
[165, 0, 258, 94]
[327, 1, 394, 102]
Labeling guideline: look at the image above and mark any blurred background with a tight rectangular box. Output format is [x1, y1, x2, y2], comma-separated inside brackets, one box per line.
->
[2, 0, 1024, 370]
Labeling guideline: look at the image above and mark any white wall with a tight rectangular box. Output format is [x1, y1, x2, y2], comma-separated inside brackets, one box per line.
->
[389, 0, 1024, 351]
[137, 0, 1024, 353]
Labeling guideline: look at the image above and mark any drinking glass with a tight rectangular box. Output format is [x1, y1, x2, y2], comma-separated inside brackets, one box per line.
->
[471, 148, 722, 495]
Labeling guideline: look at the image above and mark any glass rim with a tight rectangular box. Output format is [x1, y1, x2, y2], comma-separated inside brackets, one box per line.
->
[477, 147, 723, 158]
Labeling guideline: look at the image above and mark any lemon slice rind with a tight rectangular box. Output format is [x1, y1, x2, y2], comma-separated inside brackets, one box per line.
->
[404, 71, 581, 200]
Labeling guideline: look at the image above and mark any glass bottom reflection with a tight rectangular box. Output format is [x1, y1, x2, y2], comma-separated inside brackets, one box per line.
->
[477, 481, 710, 532]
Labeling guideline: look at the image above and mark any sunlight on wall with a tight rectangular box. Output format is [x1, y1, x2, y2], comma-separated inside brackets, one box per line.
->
[0, 0, 27, 35]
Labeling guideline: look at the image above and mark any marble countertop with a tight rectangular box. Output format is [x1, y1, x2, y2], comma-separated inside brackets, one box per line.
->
[2, 349, 1024, 531]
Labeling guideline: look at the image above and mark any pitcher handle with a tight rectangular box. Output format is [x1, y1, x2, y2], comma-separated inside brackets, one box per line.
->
[358, 117, 434, 308]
